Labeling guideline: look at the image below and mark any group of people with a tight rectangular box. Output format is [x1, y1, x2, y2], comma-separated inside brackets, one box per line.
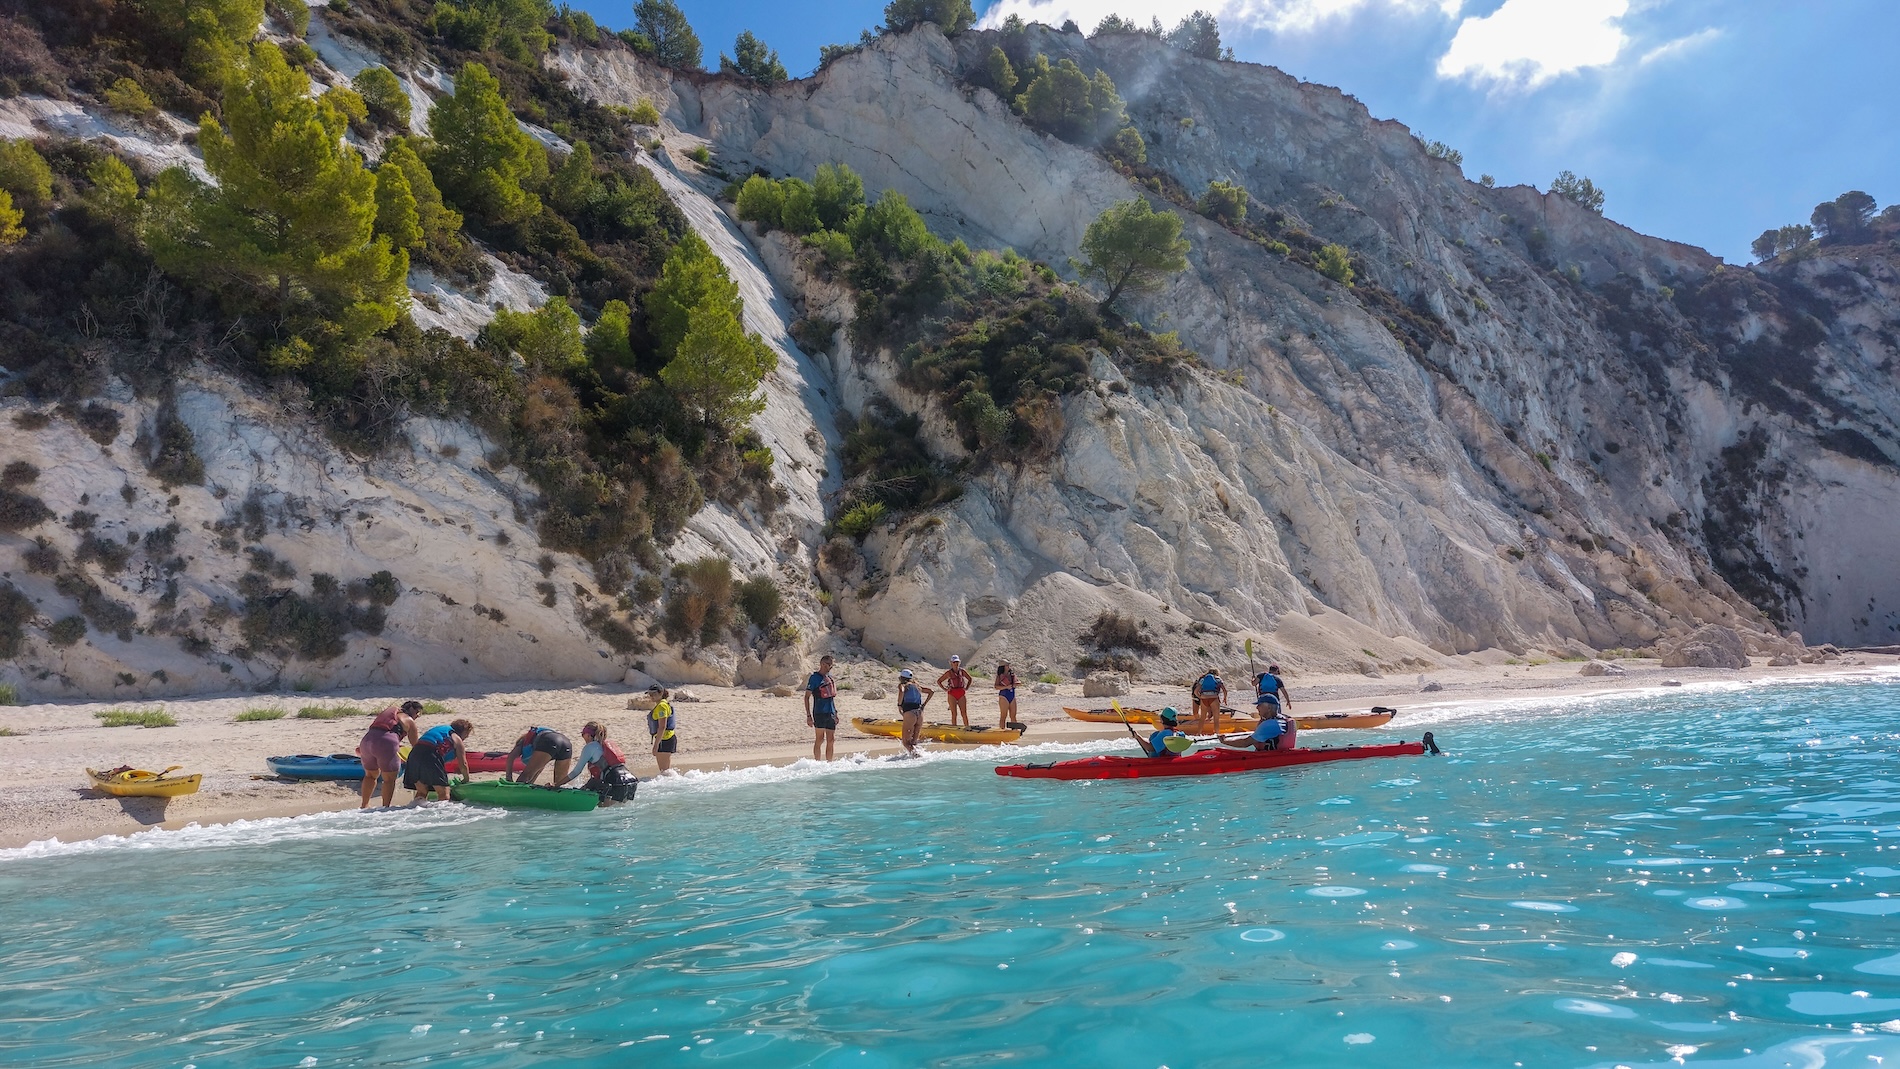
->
[352, 685, 680, 807]
[801, 654, 1024, 757]
[1139, 663, 1297, 758]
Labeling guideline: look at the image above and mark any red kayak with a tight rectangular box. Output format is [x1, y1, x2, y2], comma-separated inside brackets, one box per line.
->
[456, 751, 511, 773]
[995, 736, 1435, 781]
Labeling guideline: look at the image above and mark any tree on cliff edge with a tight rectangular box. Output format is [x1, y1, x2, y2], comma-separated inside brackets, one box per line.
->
[883, 0, 975, 35]
[1074, 198, 1189, 311]
[634, 0, 702, 69]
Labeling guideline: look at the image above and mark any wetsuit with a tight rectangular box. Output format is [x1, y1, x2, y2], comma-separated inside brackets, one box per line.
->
[563, 737, 635, 802]
[807, 671, 838, 730]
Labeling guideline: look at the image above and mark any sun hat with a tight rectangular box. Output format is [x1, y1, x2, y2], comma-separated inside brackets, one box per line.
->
[899, 669, 914, 679]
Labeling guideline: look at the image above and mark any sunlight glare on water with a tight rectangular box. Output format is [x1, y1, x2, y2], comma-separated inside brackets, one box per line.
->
[4, 675, 1900, 1067]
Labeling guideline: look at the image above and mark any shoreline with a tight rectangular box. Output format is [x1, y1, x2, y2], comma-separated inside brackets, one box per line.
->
[4, 656, 1895, 852]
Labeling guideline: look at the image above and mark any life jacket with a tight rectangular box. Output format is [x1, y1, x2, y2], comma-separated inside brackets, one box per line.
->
[996, 669, 1016, 689]
[1148, 728, 1181, 757]
[419, 724, 457, 757]
[1256, 673, 1282, 702]
[650, 701, 676, 740]
[944, 668, 971, 690]
[900, 683, 924, 708]
[370, 706, 405, 733]
[810, 672, 837, 700]
[1197, 673, 1222, 697]
[592, 736, 626, 771]
[1251, 717, 1285, 743]
[516, 726, 552, 752]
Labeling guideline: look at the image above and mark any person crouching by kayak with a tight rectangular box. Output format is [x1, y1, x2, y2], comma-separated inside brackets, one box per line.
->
[937, 655, 972, 728]
[561, 721, 636, 804]
[505, 725, 575, 787]
[408, 719, 473, 803]
[896, 669, 933, 755]
[647, 685, 678, 773]
[805, 654, 839, 761]
[1254, 664, 1293, 723]
[1145, 708, 1190, 758]
[358, 700, 421, 808]
[1190, 667, 1226, 728]
[1217, 712, 1295, 752]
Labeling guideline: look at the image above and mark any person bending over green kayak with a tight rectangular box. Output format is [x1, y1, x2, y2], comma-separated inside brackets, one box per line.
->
[407, 719, 473, 803]
[357, 700, 420, 809]
[895, 669, 933, 755]
[561, 721, 636, 804]
[1143, 708, 1191, 758]
[505, 725, 575, 786]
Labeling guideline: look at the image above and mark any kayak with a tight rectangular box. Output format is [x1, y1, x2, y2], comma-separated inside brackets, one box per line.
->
[85, 767, 202, 798]
[996, 738, 1431, 781]
[852, 718, 1024, 744]
[450, 779, 600, 812]
[399, 743, 509, 773]
[266, 753, 368, 780]
[1062, 707, 1398, 730]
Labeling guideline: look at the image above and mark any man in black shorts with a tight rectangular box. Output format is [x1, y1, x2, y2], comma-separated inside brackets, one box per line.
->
[805, 654, 840, 761]
[505, 725, 574, 786]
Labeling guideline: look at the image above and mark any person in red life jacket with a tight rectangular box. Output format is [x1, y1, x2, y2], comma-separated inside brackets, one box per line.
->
[406, 718, 473, 803]
[647, 685, 679, 773]
[504, 725, 575, 786]
[993, 661, 1019, 730]
[895, 669, 933, 755]
[561, 721, 637, 804]
[1189, 667, 1227, 730]
[936, 655, 973, 728]
[804, 654, 840, 761]
[356, 700, 421, 808]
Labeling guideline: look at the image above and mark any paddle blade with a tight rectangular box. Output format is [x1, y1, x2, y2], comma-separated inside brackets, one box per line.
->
[1245, 638, 1254, 658]
[1164, 734, 1193, 753]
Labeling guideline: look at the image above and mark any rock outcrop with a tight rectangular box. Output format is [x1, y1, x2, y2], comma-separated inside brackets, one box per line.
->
[1660, 625, 1751, 670]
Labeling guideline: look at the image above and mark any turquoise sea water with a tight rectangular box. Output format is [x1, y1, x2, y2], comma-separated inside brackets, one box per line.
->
[6, 676, 1900, 1068]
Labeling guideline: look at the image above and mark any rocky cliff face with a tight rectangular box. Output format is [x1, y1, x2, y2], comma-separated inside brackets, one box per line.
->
[558, 26, 1900, 664]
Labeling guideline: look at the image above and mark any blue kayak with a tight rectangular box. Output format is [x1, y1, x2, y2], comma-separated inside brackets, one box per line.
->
[266, 753, 371, 780]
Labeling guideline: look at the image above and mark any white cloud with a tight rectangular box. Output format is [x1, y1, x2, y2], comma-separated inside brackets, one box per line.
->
[976, 0, 1461, 37]
[1638, 26, 1720, 66]
[1435, 0, 1629, 89]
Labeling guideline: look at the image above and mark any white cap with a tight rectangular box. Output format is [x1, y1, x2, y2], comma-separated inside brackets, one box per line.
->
[950, 655, 961, 662]
[899, 669, 914, 679]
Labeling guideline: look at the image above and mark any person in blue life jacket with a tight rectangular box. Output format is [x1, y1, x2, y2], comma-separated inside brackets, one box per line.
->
[895, 669, 934, 755]
[1252, 663, 1297, 750]
[504, 725, 574, 786]
[406, 718, 473, 803]
[1189, 667, 1227, 729]
[1217, 710, 1296, 752]
[1144, 707, 1191, 758]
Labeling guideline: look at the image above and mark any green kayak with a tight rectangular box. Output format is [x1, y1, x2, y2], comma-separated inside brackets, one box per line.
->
[450, 779, 601, 812]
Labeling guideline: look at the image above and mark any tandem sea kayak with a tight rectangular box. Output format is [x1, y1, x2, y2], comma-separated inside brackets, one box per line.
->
[995, 735, 1437, 781]
[851, 718, 1025, 745]
[266, 754, 367, 780]
[1062, 707, 1398, 731]
[450, 779, 600, 812]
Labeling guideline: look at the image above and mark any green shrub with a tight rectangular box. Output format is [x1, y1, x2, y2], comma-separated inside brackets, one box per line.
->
[46, 616, 86, 647]
[54, 573, 137, 641]
[0, 487, 53, 532]
[268, 0, 311, 35]
[1314, 243, 1354, 285]
[1037, 672, 1063, 684]
[236, 707, 287, 721]
[353, 66, 410, 133]
[737, 575, 782, 628]
[834, 500, 886, 540]
[687, 145, 711, 165]
[296, 705, 367, 719]
[76, 532, 132, 575]
[0, 682, 17, 706]
[421, 701, 452, 715]
[103, 78, 159, 121]
[1082, 609, 1160, 655]
[1199, 180, 1248, 225]
[0, 460, 36, 487]
[630, 99, 662, 126]
[0, 581, 30, 659]
[663, 556, 735, 645]
[96, 709, 177, 728]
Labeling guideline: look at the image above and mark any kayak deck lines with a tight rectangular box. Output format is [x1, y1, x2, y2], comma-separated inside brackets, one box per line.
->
[996, 734, 1440, 780]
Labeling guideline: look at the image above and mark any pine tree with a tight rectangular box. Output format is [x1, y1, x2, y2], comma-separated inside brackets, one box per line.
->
[644, 231, 743, 361]
[1075, 198, 1189, 310]
[812, 162, 865, 231]
[585, 299, 635, 367]
[883, 0, 975, 34]
[84, 156, 143, 226]
[139, 0, 265, 87]
[721, 30, 787, 85]
[661, 294, 776, 430]
[153, 42, 406, 342]
[374, 162, 423, 250]
[426, 62, 545, 228]
[381, 138, 462, 245]
[0, 139, 54, 225]
[549, 140, 596, 216]
[633, 0, 702, 69]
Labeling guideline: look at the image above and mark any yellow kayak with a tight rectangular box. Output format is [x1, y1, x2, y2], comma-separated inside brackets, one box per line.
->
[1062, 707, 1398, 730]
[851, 718, 1024, 744]
[85, 766, 203, 798]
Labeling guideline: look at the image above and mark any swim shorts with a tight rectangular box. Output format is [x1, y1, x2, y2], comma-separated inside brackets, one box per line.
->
[533, 731, 574, 760]
[654, 735, 678, 754]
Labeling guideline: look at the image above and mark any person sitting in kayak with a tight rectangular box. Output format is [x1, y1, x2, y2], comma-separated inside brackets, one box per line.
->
[561, 721, 636, 804]
[896, 669, 933, 755]
[1144, 708, 1190, 758]
[1218, 712, 1295, 752]
[647, 685, 679, 773]
[505, 726, 574, 787]
[937, 656, 973, 728]
[357, 700, 420, 809]
[407, 718, 473, 803]
[1190, 667, 1226, 728]
[1254, 664, 1293, 720]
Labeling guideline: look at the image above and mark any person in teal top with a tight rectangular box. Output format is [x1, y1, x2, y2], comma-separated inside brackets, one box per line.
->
[1145, 708, 1189, 758]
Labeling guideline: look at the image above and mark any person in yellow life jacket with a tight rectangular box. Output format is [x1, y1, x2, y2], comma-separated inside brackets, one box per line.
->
[646, 684, 678, 773]
[561, 721, 637, 803]
[937, 655, 973, 728]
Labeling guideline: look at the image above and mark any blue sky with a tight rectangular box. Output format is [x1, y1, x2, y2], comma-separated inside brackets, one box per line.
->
[567, 1, 1899, 263]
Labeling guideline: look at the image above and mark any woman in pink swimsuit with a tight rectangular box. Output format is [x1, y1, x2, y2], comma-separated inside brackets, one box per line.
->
[357, 700, 420, 808]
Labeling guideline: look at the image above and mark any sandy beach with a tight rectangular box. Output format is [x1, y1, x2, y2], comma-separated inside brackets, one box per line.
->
[4, 653, 1894, 851]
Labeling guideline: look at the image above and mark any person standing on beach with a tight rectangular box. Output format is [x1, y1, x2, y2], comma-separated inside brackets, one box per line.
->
[561, 721, 636, 804]
[647, 685, 678, 773]
[1190, 668, 1226, 729]
[407, 719, 473, 803]
[357, 700, 420, 808]
[937, 656, 972, 728]
[805, 654, 840, 761]
[994, 661, 1019, 730]
[896, 669, 933, 755]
